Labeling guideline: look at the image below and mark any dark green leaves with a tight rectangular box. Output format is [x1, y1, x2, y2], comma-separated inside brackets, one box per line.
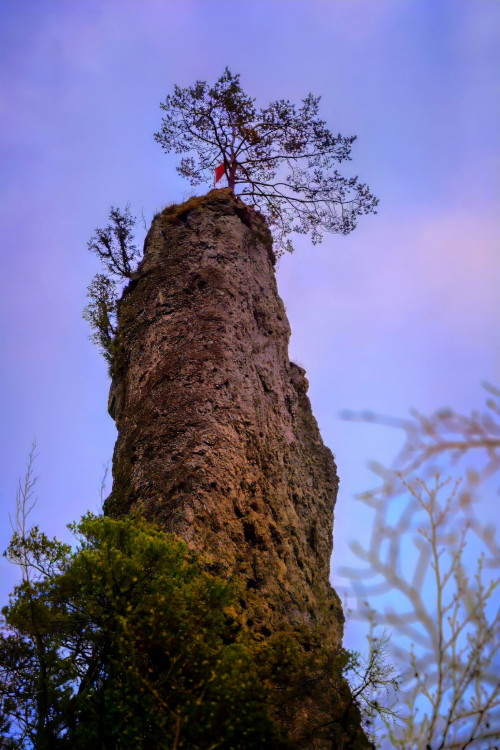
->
[1, 515, 286, 749]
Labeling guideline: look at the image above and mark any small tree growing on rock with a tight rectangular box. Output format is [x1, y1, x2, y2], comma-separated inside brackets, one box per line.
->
[82, 273, 117, 365]
[83, 205, 140, 367]
[155, 67, 378, 255]
[87, 203, 140, 280]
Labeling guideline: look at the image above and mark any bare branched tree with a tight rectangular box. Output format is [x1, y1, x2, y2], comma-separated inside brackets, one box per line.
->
[87, 204, 140, 280]
[7, 441, 38, 586]
[341, 382, 500, 511]
[341, 385, 500, 749]
[2, 443, 71, 748]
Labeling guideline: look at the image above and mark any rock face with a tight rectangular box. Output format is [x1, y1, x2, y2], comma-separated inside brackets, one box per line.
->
[105, 189, 344, 644]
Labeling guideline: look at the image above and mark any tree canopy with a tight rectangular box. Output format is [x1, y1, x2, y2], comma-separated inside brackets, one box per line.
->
[1, 501, 387, 749]
[154, 67, 378, 255]
[1, 514, 287, 748]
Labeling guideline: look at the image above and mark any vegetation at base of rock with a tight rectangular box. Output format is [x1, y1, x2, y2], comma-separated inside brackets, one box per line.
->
[1, 514, 284, 748]
[154, 67, 378, 255]
[0, 508, 386, 748]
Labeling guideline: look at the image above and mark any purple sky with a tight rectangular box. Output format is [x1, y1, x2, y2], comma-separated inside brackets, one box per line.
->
[1, 1, 498, 648]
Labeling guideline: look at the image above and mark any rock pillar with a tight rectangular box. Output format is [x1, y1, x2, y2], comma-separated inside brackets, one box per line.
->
[106, 189, 343, 644]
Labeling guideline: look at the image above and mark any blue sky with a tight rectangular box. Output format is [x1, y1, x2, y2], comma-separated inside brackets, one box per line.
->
[1, 1, 498, 650]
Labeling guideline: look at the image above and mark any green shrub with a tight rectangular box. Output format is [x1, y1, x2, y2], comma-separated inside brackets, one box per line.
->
[1, 514, 286, 749]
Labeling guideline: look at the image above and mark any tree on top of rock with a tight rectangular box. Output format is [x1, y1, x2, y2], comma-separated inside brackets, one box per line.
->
[155, 67, 378, 255]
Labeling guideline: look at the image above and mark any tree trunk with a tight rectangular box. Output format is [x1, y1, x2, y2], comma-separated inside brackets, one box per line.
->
[227, 159, 237, 192]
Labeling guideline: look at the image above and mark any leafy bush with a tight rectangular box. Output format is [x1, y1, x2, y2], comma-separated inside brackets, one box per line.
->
[1, 514, 286, 749]
[1, 448, 388, 748]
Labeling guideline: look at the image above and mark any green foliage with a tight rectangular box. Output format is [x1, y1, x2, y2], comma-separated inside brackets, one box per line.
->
[83, 204, 141, 366]
[155, 67, 378, 255]
[0, 448, 385, 748]
[82, 273, 117, 365]
[1, 514, 287, 748]
[1, 507, 392, 748]
[255, 628, 387, 748]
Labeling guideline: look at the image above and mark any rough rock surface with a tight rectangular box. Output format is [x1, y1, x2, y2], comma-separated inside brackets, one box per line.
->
[105, 189, 344, 644]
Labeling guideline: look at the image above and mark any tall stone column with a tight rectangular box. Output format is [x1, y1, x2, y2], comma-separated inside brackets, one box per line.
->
[105, 189, 343, 644]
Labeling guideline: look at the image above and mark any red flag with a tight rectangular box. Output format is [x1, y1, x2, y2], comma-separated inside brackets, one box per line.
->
[214, 163, 225, 184]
